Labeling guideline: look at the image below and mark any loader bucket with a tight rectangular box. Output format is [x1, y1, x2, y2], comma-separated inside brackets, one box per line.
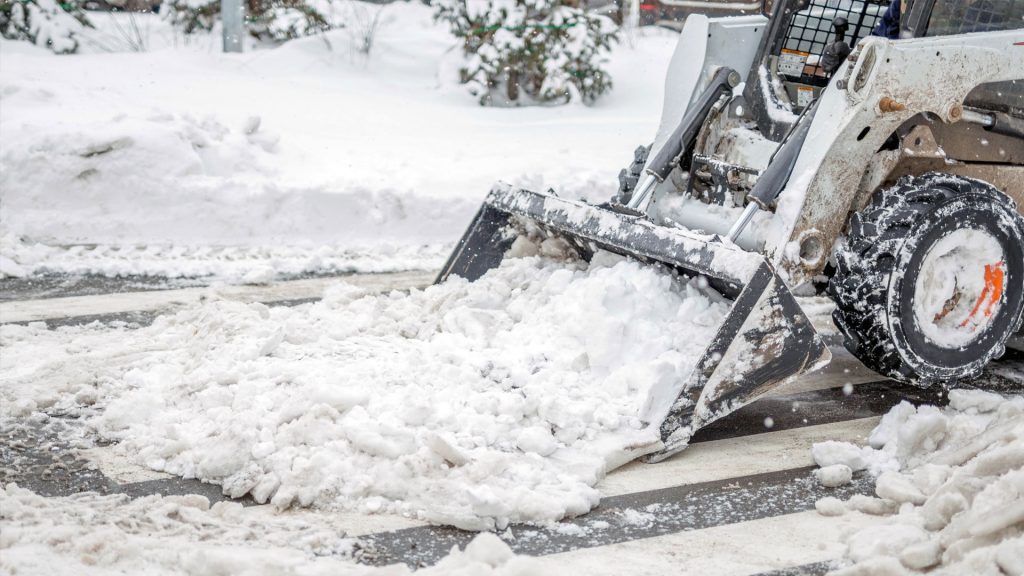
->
[438, 184, 831, 461]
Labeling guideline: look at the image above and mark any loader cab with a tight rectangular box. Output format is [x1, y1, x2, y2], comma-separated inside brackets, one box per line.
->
[774, 0, 888, 106]
[744, 0, 1023, 140]
[742, 0, 891, 139]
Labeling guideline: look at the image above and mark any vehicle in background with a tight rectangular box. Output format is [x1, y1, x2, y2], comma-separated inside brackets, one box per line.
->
[636, 0, 761, 28]
[588, 0, 762, 28]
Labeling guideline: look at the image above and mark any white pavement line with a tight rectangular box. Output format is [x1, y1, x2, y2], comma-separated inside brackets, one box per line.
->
[535, 510, 877, 576]
[0, 271, 437, 324]
[81, 445, 173, 484]
[598, 417, 879, 497]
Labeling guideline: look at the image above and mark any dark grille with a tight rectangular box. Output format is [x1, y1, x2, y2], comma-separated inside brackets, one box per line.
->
[780, 0, 890, 87]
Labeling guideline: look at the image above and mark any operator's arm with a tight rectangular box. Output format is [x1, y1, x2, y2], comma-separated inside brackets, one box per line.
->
[872, 0, 902, 39]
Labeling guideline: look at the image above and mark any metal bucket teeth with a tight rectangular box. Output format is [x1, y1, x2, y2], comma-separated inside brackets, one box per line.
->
[439, 184, 830, 460]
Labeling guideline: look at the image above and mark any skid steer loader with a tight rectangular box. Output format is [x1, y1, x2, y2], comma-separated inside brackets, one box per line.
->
[440, 0, 1024, 460]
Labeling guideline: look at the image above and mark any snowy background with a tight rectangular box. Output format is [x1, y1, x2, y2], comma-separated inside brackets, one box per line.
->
[1, 3, 676, 280]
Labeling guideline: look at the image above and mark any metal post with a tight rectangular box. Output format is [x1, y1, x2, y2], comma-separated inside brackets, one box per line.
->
[222, 0, 244, 53]
[627, 0, 640, 31]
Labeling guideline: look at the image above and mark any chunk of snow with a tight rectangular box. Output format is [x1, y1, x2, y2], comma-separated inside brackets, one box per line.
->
[811, 441, 868, 471]
[815, 497, 846, 517]
[846, 524, 929, 563]
[899, 539, 942, 570]
[814, 464, 853, 488]
[517, 427, 558, 457]
[868, 401, 916, 449]
[875, 472, 927, 505]
[846, 495, 898, 516]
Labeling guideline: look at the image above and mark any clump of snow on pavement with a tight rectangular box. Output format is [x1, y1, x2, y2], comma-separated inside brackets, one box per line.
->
[811, 390, 1024, 575]
[1, 252, 728, 530]
[0, 484, 546, 575]
[0, 3, 678, 280]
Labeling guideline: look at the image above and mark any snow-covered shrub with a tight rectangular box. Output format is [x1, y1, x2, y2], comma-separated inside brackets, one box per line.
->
[434, 0, 618, 106]
[342, 0, 383, 57]
[247, 0, 332, 41]
[162, 0, 218, 35]
[0, 0, 92, 53]
[163, 0, 332, 42]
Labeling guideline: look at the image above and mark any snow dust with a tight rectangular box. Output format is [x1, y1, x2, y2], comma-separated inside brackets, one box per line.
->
[0, 251, 728, 530]
[0, 484, 547, 575]
[811, 389, 1024, 575]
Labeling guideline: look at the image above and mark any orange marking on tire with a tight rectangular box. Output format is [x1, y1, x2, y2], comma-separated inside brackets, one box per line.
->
[983, 262, 1004, 318]
[961, 262, 1005, 330]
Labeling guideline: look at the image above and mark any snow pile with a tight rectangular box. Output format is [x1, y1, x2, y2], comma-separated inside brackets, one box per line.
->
[0, 484, 547, 576]
[811, 390, 1024, 575]
[0, 97, 467, 279]
[1, 252, 728, 529]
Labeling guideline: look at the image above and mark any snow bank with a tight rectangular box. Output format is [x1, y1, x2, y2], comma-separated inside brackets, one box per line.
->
[0, 252, 727, 529]
[0, 4, 678, 280]
[813, 390, 1024, 575]
[0, 483, 546, 575]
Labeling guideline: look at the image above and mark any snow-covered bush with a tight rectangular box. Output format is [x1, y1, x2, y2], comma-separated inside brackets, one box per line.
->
[0, 0, 92, 53]
[163, 0, 332, 42]
[342, 0, 383, 57]
[434, 0, 618, 106]
[247, 0, 332, 41]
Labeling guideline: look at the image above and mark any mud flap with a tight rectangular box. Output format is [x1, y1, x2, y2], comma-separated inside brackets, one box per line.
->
[439, 184, 831, 460]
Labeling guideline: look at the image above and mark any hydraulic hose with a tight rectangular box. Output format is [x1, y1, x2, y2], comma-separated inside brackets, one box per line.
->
[727, 98, 821, 242]
[628, 66, 740, 211]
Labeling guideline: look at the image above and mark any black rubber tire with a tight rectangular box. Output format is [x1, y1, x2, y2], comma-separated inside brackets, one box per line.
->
[615, 144, 650, 203]
[829, 172, 1024, 386]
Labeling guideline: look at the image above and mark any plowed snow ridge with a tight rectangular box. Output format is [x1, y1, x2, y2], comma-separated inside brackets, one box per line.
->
[812, 389, 1024, 575]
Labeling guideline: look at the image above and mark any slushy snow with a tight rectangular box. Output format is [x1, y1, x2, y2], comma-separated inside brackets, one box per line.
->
[812, 389, 1024, 575]
[0, 484, 547, 576]
[0, 251, 728, 530]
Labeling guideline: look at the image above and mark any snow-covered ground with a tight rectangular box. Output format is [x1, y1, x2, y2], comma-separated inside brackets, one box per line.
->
[1, 249, 728, 529]
[0, 4, 678, 280]
[811, 389, 1024, 575]
[0, 485, 547, 575]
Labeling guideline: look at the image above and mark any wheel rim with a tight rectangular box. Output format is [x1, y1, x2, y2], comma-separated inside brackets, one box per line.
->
[913, 228, 1006, 349]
